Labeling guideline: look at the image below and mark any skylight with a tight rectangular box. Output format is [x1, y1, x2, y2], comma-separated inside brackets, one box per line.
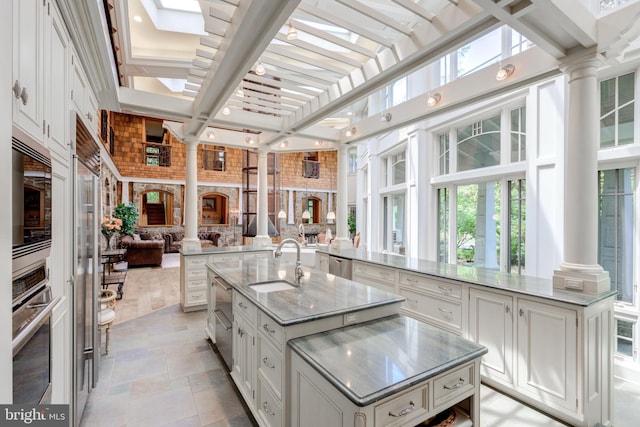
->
[156, 0, 201, 13]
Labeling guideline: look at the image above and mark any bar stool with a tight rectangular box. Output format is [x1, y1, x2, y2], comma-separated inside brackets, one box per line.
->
[97, 289, 117, 354]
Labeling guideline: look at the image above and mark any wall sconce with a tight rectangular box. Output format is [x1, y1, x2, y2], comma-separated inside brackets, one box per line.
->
[245, 136, 256, 145]
[496, 64, 515, 81]
[345, 127, 357, 137]
[380, 112, 392, 122]
[427, 93, 441, 107]
[279, 140, 289, 149]
[255, 60, 266, 76]
[207, 130, 215, 140]
[287, 22, 298, 40]
[314, 140, 323, 147]
[222, 105, 230, 115]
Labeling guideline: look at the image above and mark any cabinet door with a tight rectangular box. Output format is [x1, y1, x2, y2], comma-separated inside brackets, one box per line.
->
[469, 289, 514, 385]
[44, 4, 68, 157]
[316, 253, 329, 272]
[12, 0, 45, 141]
[517, 298, 577, 412]
[232, 313, 255, 405]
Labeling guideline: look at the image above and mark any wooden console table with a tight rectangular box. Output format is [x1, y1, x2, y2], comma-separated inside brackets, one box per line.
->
[101, 249, 127, 299]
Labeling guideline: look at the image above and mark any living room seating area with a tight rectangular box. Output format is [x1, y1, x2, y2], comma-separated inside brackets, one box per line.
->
[163, 231, 222, 253]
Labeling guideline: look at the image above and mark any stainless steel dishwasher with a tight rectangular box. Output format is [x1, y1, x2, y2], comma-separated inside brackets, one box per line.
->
[212, 276, 233, 370]
[328, 255, 352, 280]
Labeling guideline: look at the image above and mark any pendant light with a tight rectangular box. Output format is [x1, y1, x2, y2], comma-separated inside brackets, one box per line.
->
[302, 183, 310, 220]
[278, 153, 286, 219]
[326, 159, 335, 222]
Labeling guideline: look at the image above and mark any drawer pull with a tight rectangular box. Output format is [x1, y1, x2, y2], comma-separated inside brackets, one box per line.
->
[262, 402, 275, 416]
[262, 357, 275, 369]
[438, 285, 452, 294]
[405, 277, 417, 283]
[438, 307, 453, 317]
[239, 301, 247, 310]
[263, 323, 275, 334]
[238, 328, 245, 338]
[443, 378, 465, 390]
[405, 298, 418, 304]
[388, 401, 415, 417]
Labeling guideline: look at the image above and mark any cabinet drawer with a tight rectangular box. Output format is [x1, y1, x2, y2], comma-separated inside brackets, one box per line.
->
[399, 287, 462, 331]
[399, 272, 462, 299]
[187, 289, 207, 305]
[374, 384, 428, 427]
[186, 257, 208, 267]
[258, 338, 283, 398]
[233, 292, 257, 325]
[244, 252, 270, 260]
[259, 312, 284, 347]
[257, 379, 283, 427]
[188, 278, 207, 289]
[187, 266, 207, 278]
[432, 363, 474, 409]
[353, 262, 398, 283]
[210, 254, 241, 263]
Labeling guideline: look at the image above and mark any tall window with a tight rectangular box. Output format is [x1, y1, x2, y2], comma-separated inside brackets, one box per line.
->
[598, 168, 635, 304]
[510, 107, 526, 162]
[600, 72, 634, 148]
[145, 119, 171, 167]
[456, 182, 501, 269]
[348, 148, 357, 174]
[438, 188, 450, 263]
[508, 179, 526, 274]
[303, 197, 321, 224]
[201, 193, 228, 225]
[203, 146, 226, 171]
[383, 193, 405, 254]
[302, 152, 320, 179]
[391, 152, 406, 185]
[439, 133, 450, 175]
[456, 116, 501, 172]
[616, 318, 635, 359]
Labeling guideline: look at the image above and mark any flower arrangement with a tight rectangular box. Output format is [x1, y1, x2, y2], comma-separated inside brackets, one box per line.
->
[101, 217, 122, 238]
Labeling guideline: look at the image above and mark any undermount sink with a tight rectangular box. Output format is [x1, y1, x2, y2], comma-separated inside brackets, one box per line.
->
[248, 280, 297, 293]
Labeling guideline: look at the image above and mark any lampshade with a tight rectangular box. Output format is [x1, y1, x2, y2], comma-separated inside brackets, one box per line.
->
[326, 211, 335, 221]
[278, 209, 286, 219]
[302, 210, 310, 220]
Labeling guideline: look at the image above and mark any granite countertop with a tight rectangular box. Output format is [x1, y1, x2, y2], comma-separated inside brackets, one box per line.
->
[317, 248, 616, 306]
[288, 314, 487, 407]
[180, 245, 273, 256]
[208, 257, 405, 326]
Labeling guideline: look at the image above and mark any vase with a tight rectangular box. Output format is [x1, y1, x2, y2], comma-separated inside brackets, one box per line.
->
[104, 234, 114, 251]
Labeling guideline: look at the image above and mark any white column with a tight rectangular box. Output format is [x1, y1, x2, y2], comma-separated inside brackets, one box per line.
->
[253, 148, 272, 248]
[332, 144, 353, 250]
[121, 180, 130, 204]
[287, 189, 294, 225]
[182, 139, 201, 252]
[553, 50, 610, 293]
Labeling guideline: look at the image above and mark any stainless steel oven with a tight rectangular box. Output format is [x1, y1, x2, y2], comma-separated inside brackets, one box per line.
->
[12, 263, 60, 405]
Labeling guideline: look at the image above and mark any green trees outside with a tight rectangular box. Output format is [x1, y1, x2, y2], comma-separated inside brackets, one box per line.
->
[113, 202, 139, 236]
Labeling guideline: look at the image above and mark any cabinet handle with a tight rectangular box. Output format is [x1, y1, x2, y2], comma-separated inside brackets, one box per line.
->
[262, 402, 275, 416]
[262, 357, 275, 369]
[438, 285, 452, 294]
[519, 308, 525, 317]
[239, 301, 247, 310]
[443, 378, 465, 390]
[388, 401, 414, 417]
[238, 328, 245, 337]
[405, 298, 418, 304]
[263, 323, 275, 335]
[405, 277, 417, 283]
[19, 87, 28, 105]
[12, 80, 21, 99]
[438, 307, 453, 317]
[505, 305, 511, 314]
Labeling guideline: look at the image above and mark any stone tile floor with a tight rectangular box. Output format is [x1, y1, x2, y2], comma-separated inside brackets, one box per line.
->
[81, 253, 640, 427]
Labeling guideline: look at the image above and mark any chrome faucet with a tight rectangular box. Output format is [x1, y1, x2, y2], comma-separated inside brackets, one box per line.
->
[274, 238, 305, 284]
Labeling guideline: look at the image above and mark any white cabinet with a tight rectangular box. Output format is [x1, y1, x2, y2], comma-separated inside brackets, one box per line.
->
[469, 288, 514, 385]
[180, 255, 209, 311]
[70, 49, 98, 136]
[12, 0, 45, 141]
[316, 252, 329, 272]
[516, 298, 577, 413]
[232, 293, 256, 405]
[353, 260, 398, 293]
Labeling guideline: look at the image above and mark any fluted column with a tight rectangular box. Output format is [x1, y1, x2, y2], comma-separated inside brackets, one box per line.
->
[182, 139, 201, 252]
[553, 50, 609, 293]
[253, 148, 272, 248]
[331, 144, 353, 250]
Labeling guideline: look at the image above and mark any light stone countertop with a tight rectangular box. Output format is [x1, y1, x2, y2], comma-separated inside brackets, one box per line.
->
[180, 245, 273, 256]
[208, 257, 405, 326]
[288, 314, 488, 406]
[317, 248, 616, 306]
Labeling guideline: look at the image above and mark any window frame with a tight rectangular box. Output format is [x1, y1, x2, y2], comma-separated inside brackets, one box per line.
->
[201, 192, 229, 225]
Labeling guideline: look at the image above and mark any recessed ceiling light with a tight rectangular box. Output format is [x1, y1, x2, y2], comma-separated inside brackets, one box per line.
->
[133, 15, 143, 23]
[255, 62, 266, 76]
[222, 105, 230, 115]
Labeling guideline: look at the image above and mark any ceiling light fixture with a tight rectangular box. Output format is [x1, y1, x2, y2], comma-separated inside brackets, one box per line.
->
[345, 127, 357, 137]
[245, 136, 256, 145]
[280, 140, 289, 149]
[278, 153, 287, 220]
[427, 93, 441, 106]
[380, 112, 392, 122]
[287, 22, 298, 40]
[255, 61, 266, 76]
[496, 64, 515, 81]
[133, 15, 143, 23]
[207, 130, 215, 140]
[314, 140, 323, 146]
[236, 88, 244, 97]
[222, 105, 230, 115]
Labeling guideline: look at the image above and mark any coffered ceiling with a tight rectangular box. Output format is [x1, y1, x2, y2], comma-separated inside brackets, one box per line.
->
[58, 0, 640, 151]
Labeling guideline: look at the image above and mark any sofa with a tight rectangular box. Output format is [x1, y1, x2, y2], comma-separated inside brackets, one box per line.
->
[163, 231, 222, 253]
[120, 233, 165, 266]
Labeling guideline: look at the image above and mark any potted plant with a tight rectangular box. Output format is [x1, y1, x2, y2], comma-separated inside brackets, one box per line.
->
[347, 214, 356, 240]
[101, 217, 122, 250]
[113, 202, 139, 236]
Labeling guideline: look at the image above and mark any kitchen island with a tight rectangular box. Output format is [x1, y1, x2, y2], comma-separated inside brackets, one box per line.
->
[207, 257, 486, 427]
[316, 247, 616, 427]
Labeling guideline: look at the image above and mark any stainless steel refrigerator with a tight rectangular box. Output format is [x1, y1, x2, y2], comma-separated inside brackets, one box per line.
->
[72, 152, 99, 426]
